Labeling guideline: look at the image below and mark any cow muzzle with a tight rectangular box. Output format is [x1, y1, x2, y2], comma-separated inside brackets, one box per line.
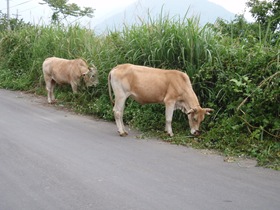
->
[191, 130, 201, 136]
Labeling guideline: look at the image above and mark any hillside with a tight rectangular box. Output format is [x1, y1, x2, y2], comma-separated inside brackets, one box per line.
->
[94, 0, 235, 33]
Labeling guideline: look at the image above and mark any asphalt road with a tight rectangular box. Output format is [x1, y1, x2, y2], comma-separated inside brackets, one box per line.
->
[0, 89, 279, 210]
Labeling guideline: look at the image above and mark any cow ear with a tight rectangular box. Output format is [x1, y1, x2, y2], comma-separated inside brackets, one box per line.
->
[187, 109, 195, 115]
[204, 108, 214, 115]
[82, 70, 89, 76]
[89, 66, 97, 72]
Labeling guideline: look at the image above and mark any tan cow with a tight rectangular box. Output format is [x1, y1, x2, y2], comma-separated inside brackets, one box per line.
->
[108, 64, 213, 136]
[43, 57, 98, 103]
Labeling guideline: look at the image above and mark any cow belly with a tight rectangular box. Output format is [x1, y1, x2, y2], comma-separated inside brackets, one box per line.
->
[130, 91, 164, 104]
[52, 73, 72, 84]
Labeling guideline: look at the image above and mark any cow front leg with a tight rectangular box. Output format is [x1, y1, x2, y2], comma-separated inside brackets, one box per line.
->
[71, 82, 78, 94]
[165, 101, 175, 137]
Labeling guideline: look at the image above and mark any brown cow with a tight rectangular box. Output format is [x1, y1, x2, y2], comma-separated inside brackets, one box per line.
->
[43, 57, 98, 103]
[108, 64, 213, 136]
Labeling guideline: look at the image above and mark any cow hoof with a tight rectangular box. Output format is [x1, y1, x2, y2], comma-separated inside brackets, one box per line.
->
[119, 131, 128, 137]
[168, 133, 174, 137]
[48, 99, 57, 104]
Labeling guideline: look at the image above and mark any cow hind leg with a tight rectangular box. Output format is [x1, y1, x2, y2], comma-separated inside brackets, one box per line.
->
[113, 96, 128, 136]
[45, 77, 55, 103]
[50, 80, 56, 103]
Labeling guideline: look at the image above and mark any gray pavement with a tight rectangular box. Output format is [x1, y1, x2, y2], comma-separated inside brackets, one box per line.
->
[0, 89, 279, 210]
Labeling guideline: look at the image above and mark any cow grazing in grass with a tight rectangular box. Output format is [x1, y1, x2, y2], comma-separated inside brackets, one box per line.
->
[43, 57, 98, 103]
[108, 64, 213, 136]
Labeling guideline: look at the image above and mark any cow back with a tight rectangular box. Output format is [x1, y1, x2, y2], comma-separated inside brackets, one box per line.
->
[43, 57, 87, 84]
[110, 64, 192, 104]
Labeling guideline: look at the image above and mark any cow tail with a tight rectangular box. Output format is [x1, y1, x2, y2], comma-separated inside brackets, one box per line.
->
[108, 71, 115, 106]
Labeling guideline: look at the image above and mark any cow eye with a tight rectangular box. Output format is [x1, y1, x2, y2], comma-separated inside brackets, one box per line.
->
[193, 117, 198, 122]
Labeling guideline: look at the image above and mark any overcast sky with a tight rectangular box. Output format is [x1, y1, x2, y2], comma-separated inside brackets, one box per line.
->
[0, 0, 252, 27]
[208, 0, 248, 14]
[0, 0, 137, 25]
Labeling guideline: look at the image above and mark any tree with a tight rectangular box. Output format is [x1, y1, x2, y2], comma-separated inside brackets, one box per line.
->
[246, 0, 280, 33]
[40, 0, 95, 24]
[213, 15, 253, 39]
[0, 11, 30, 31]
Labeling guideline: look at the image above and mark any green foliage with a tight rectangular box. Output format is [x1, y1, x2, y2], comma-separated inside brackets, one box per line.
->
[0, 11, 31, 31]
[0, 11, 279, 169]
[201, 116, 280, 169]
[246, 0, 280, 33]
[40, 0, 95, 24]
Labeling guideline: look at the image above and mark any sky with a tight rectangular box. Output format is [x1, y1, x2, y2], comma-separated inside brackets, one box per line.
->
[208, 0, 248, 14]
[208, 0, 252, 20]
[0, 0, 137, 26]
[0, 0, 252, 27]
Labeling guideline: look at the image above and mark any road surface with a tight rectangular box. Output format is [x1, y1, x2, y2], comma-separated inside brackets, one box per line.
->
[0, 89, 279, 210]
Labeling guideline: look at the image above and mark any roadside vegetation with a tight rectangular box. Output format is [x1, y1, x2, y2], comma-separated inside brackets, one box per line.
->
[0, 1, 279, 169]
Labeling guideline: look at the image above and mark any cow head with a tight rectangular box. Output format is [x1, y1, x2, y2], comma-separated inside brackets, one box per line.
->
[83, 65, 98, 87]
[187, 107, 213, 136]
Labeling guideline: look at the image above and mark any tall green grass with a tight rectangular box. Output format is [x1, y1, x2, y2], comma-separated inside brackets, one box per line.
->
[0, 13, 279, 169]
[0, 24, 102, 89]
[118, 13, 217, 75]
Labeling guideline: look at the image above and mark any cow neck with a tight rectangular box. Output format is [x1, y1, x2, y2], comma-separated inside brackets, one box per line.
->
[189, 104, 201, 110]
[80, 67, 89, 75]
[183, 103, 201, 114]
[183, 89, 201, 111]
